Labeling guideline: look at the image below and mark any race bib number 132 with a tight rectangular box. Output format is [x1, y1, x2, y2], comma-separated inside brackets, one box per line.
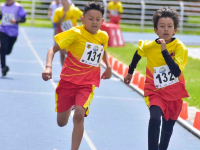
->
[80, 42, 104, 67]
[153, 65, 179, 89]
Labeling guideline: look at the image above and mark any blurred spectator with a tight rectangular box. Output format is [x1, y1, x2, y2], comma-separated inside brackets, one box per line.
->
[107, 0, 123, 24]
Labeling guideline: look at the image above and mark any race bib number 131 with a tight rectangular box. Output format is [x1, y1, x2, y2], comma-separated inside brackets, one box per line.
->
[80, 42, 104, 67]
[153, 65, 179, 89]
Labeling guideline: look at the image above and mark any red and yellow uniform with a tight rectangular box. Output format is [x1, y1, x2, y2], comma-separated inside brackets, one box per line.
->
[137, 39, 189, 120]
[55, 25, 108, 116]
[107, 1, 123, 24]
[53, 6, 82, 32]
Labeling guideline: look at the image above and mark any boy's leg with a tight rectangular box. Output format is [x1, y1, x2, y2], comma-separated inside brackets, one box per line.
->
[71, 105, 86, 150]
[57, 106, 72, 127]
[6, 36, 17, 55]
[159, 117, 176, 150]
[148, 105, 163, 150]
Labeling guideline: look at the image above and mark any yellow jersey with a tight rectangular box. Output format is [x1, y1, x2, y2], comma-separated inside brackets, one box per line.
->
[137, 39, 189, 100]
[107, 1, 123, 13]
[54, 25, 109, 87]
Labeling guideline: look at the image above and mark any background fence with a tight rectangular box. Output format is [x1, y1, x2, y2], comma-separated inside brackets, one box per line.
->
[1, 0, 200, 34]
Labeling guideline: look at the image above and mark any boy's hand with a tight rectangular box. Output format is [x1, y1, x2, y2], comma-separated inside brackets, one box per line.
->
[157, 38, 166, 51]
[124, 73, 133, 84]
[10, 19, 17, 24]
[42, 67, 52, 81]
[101, 67, 112, 79]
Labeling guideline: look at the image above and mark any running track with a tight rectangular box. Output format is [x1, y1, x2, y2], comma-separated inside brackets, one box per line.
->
[0, 27, 200, 150]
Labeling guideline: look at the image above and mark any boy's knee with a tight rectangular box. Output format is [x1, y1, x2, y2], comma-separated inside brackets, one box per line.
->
[57, 119, 68, 127]
[149, 116, 161, 126]
[73, 108, 85, 124]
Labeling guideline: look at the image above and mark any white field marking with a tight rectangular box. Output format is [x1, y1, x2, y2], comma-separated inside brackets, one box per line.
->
[21, 28, 97, 150]
[0, 89, 141, 101]
[0, 89, 53, 95]
[7, 59, 60, 64]
[8, 72, 60, 78]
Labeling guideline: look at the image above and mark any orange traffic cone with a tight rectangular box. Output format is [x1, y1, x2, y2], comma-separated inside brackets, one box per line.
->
[113, 59, 118, 71]
[109, 56, 113, 66]
[180, 102, 188, 120]
[132, 71, 139, 85]
[138, 75, 145, 90]
[193, 111, 200, 130]
[117, 63, 123, 75]
[123, 67, 128, 77]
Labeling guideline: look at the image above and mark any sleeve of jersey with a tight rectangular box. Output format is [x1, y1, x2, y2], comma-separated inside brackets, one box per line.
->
[174, 46, 188, 72]
[118, 3, 123, 13]
[137, 40, 147, 57]
[76, 7, 83, 19]
[103, 32, 109, 50]
[18, 6, 27, 18]
[53, 10, 59, 23]
[54, 30, 75, 50]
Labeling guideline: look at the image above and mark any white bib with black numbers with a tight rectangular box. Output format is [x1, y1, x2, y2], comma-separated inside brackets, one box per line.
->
[153, 65, 179, 89]
[61, 20, 73, 31]
[110, 10, 118, 16]
[80, 42, 104, 67]
[2, 13, 15, 25]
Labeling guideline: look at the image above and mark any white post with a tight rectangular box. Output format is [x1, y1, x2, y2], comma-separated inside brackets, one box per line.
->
[31, 0, 36, 26]
[179, 1, 184, 34]
[103, 0, 107, 22]
[140, 0, 145, 32]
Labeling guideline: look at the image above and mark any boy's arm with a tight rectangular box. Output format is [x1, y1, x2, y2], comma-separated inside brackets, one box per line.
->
[161, 50, 181, 77]
[124, 50, 141, 84]
[101, 51, 112, 79]
[128, 50, 141, 74]
[42, 44, 61, 81]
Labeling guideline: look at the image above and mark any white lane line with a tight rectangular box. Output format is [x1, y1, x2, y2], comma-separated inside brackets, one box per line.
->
[0, 89, 141, 100]
[0, 89, 53, 95]
[21, 28, 97, 150]
[8, 72, 60, 77]
[7, 59, 60, 64]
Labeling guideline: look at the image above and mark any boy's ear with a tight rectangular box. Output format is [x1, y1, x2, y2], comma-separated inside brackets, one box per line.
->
[174, 28, 178, 35]
[101, 18, 105, 24]
[81, 16, 84, 24]
[154, 28, 158, 35]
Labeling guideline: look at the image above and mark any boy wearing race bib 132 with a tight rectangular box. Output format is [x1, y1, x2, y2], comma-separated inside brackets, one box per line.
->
[124, 7, 189, 150]
[53, 0, 82, 66]
[42, 2, 112, 150]
[0, 0, 26, 76]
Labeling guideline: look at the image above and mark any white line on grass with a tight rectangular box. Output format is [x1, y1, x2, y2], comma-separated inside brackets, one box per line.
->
[21, 28, 97, 150]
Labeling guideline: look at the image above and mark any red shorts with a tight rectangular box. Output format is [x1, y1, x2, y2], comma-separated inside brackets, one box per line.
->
[110, 14, 121, 24]
[55, 79, 95, 117]
[145, 95, 183, 121]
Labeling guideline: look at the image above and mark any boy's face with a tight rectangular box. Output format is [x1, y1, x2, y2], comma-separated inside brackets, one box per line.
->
[81, 10, 104, 34]
[154, 17, 177, 43]
[61, 0, 69, 7]
[6, 0, 14, 5]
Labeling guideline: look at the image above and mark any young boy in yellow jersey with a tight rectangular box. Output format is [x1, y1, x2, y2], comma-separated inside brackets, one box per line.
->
[124, 7, 189, 150]
[42, 1, 112, 150]
[53, 0, 83, 66]
[107, 0, 123, 24]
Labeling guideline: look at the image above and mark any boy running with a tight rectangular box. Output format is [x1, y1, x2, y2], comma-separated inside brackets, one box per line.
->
[42, 1, 112, 150]
[53, 0, 82, 66]
[0, 0, 26, 76]
[107, 0, 123, 24]
[124, 7, 189, 150]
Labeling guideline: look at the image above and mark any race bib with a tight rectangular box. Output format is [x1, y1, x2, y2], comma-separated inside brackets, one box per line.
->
[153, 65, 179, 89]
[2, 13, 15, 25]
[61, 20, 73, 31]
[80, 42, 104, 67]
[110, 10, 118, 16]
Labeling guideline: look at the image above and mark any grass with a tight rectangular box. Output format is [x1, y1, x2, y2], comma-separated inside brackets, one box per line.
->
[106, 43, 200, 109]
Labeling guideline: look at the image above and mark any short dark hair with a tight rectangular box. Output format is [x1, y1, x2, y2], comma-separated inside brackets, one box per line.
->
[153, 7, 180, 29]
[83, 1, 104, 16]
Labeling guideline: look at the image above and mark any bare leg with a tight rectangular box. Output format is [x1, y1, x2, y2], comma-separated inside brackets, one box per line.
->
[57, 106, 72, 127]
[71, 105, 86, 150]
[59, 50, 66, 66]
